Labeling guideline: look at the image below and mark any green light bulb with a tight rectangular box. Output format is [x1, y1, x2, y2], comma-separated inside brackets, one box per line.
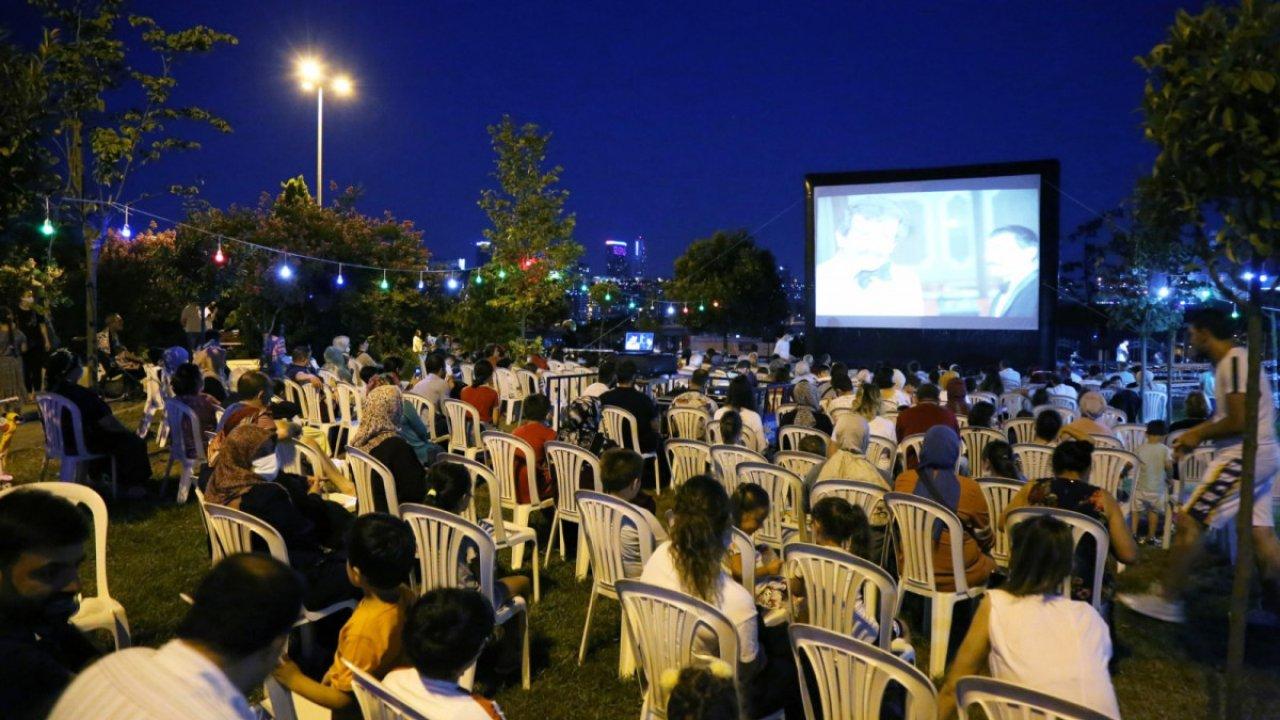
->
[498, 269, 507, 279]
[40, 219, 55, 237]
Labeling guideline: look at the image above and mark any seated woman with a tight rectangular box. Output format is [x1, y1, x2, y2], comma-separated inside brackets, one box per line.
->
[1060, 391, 1115, 441]
[713, 376, 765, 452]
[717, 409, 746, 447]
[204, 424, 357, 610]
[778, 381, 833, 436]
[893, 426, 995, 592]
[980, 440, 1025, 482]
[853, 383, 896, 442]
[350, 385, 427, 512]
[806, 415, 887, 497]
[937, 515, 1121, 720]
[365, 370, 441, 466]
[1033, 409, 1062, 445]
[1003, 440, 1138, 610]
[44, 349, 152, 489]
[460, 360, 500, 425]
[322, 345, 352, 384]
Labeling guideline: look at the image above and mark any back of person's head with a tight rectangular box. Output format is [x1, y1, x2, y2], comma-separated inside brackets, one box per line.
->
[726, 376, 754, 410]
[1005, 515, 1074, 597]
[616, 359, 638, 385]
[968, 402, 996, 428]
[292, 345, 311, 362]
[1146, 420, 1168, 438]
[403, 588, 495, 681]
[425, 354, 445, 375]
[383, 356, 404, 374]
[730, 483, 770, 526]
[600, 447, 644, 494]
[1034, 409, 1062, 441]
[347, 513, 415, 590]
[718, 409, 743, 445]
[44, 348, 80, 386]
[1187, 307, 1235, 340]
[1030, 387, 1050, 406]
[794, 360, 811, 377]
[0, 489, 89, 569]
[427, 462, 472, 513]
[873, 366, 894, 389]
[798, 435, 826, 456]
[237, 370, 272, 402]
[982, 440, 1020, 480]
[831, 373, 853, 394]
[916, 383, 940, 402]
[665, 664, 740, 720]
[1051, 440, 1094, 476]
[597, 358, 617, 386]
[1184, 391, 1210, 419]
[690, 368, 709, 389]
[471, 359, 494, 387]
[670, 476, 731, 601]
[177, 554, 304, 659]
[521, 393, 550, 423]
[359, 365, 380, 384]
[170, 363, 202, 396]
[810, 496, 870, 557]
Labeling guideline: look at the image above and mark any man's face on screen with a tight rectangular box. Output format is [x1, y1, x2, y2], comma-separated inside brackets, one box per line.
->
[986, 231, 1037, 283]
[836, 212, 900, 269]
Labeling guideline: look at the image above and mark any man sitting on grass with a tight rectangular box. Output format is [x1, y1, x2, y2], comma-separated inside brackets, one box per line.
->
[273, 513, 417, 718]
[600, 448, 667, 577]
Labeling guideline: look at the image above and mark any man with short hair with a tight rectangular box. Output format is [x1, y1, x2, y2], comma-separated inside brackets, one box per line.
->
[410, 354, 453, 436]
[51, 554, 304, 719]
[600, 360, 661, 453]
[0, 490, 98, 720]
[985, 225, 1040, 319]
[673, 369, 716, 415]
[894, 384, 959, 459]
[284, 346, 323, 388]
[821, 373, 856, 414]
[600, 448, 667, 578]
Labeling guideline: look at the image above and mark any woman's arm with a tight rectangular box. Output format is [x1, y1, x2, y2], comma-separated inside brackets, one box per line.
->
[1100, 491, 1139, 564]
[936, 597, 992, 720]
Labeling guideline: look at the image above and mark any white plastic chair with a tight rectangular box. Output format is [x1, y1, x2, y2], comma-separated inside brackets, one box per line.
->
[1003, 417, 1036, 445]
[737, 462, 806, 549]
[459, 362, 475, 386]
[1006, 506, 1109, 612]
[956, 415, 970, 429]
[346, 447, 400, 517]
[136, 375, 166, 441]
[811, 479, 887, 528]
[957, 675, 1114, 720]
[544, 441, 602, 578]
[960, 427, 1005, 473]
[276, 438, 329, 479]
[884, 491, 988, 678]
[494, 367, 526, 425]
[280, 378, 307, 421]
[665, 439, 711, 489]
[896, 433, 926, 471]
[1113, 423, 1147, 453]
[775, 450, 825, 478]
[482, 431, 552, 581]
[1168, 446, 1214, 546]
[968, 391, 999, 408]
[162, 399, 206, 503]
[784, 543, 897, 648]
[0, 483, 131, 649]
[1048, 394, 1079, 413]
[789, 623, 938, 720]
[866, 435, 897, 481]
[666, 407, 710, 440]
[399, 503, 530, 690]
[332, 382, 363, 448]
[727, 526, 757, 592]
[1014, 443, 1055, 482]
[708, 444, 767, 494]
[706, 419, 763, 451]
[601, 406, 661, 492]
[35, 393, 117, 498]
[615, 580, 742, 720]
[998, 392, 1029, 419]
[442, 398, 485, 459]
[576, 490, 660, 677]
[1088, 434, 1124, 450]
[516, 368, 541, 397]
[977, 477, 1024, 569]
[342, 659, 429, 720]
[1090, 448, 1138, 500]
[1097, 406, 1126, 428]
[1142, 390, 1168, 422]
[778, 426, 830, 453]
[402, 392, 446, 443]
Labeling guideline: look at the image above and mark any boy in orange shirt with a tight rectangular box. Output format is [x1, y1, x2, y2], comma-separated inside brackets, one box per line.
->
[513, 393, 557, 504]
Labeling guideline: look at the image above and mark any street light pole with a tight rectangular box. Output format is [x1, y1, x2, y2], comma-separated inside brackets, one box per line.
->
[296, 56, 352, 207]
[316, 84, 324, 206]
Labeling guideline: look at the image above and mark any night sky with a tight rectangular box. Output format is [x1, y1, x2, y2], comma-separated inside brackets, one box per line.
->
[11, 1, 1195, 273]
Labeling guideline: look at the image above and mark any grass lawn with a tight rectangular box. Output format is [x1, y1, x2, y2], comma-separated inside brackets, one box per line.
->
[6, 399, 1280, 719]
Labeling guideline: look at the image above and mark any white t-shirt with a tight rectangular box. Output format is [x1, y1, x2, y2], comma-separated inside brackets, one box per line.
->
[1214, 346, 1277, 451]
[582, 382, 611, 399]
[999, 368, 1021, 391]
[714, 406, 766, 452]
[986, 591, 1120, 720]
[620, 502, 669, 578]
[868, 416, 896, 443]
[639, 542, 758, 663]
[381, 671, 507, 719]
[822, 393, 856, 414]
[1049, 383, 1078, 400]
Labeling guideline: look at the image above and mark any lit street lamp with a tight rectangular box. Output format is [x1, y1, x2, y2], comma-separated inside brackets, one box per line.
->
[296, 56, 353, 206]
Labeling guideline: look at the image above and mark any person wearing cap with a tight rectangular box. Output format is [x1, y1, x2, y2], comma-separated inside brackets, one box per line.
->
[1060, 391, 1116, 441]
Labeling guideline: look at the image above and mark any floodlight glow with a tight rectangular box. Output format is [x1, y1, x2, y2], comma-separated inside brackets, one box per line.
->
[446, 277, 460, 291]
[1156, 286, 1170, 299]
[332, 74, 353, 96]
[297, 57, 323, 89]
[277, 262, 294, 280]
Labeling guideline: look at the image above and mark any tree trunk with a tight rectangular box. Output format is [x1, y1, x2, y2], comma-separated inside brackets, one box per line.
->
[1167, 327, 1175, 422]
[68, 119, 98, 389]
[1224, 285, 1262, 720]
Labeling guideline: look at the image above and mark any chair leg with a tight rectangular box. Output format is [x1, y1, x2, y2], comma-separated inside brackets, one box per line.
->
[113, 610, 132, 650]
[544, 512, 560, 565]
[176, 463, 194, 504]
[928, 595, 956, 680]
[578, 588, 597, 664]
[510, 506, 531, 569]
[531, 540, 541, 603]
[651, 456, 662, 494]
[575, 525, 590, 581]
[618, 609, 636, 678]
[520, 608, 531, 690]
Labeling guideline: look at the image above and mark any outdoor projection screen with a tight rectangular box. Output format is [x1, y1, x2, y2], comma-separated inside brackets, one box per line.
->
[808, 166, 1050, 331]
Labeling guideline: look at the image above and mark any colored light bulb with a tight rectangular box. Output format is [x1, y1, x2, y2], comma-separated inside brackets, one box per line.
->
[40, 219, 55, 237]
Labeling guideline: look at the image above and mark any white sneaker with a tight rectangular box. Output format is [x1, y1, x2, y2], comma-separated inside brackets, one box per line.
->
[1117, 589, 1186, 623]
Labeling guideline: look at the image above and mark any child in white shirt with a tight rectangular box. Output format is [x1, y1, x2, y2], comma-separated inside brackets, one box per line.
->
[1133, 420, 1175, 545]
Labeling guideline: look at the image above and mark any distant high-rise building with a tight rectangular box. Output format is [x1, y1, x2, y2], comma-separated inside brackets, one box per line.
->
[633, 236, 647, 278]
[604, 239, 629, 278]
[473, 240, 492, 268]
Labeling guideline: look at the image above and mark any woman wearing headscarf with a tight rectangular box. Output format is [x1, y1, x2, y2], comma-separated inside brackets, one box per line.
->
[945, 377, 971, 417]
[350, 384, 427, 511]
[1059, 391, 1115, 441]
[779, 380, 833, 435]
[322, 345, 352, 383]
[204, 424, 357, 609]
[893, 426, 995, 592]
[806, 414, 893, 557]
[366, 372, 442, 465]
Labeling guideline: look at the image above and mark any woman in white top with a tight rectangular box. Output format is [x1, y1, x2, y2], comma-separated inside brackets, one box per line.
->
[713, 376, 765, 452]
[937, 514, 1121, 720]
[854, 383, 896, 442]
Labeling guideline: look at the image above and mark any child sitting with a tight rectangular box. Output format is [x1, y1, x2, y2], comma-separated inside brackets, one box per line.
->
[273, 512, 417, 718]
[600, 448, 668, 577]
[425, 463, 530, 605]
[726, 483, 783, 587]
[512, 394, 557, 504]
[382, 588, 508, 719]
[1133, 420, 1174, 545]
[797, 434, 826, 458]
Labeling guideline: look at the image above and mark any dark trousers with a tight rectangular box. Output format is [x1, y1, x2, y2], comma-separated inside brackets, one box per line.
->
[88, 430, 152, 484]
[21, 350, 44, 393]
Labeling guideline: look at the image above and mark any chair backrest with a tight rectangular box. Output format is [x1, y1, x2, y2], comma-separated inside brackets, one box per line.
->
[482, 430, 542, 506]
[779, 426, 832, 452]
[317, 369, 341, 386]
[601, 405, 644, 452]
[615, 580, 739, 719]
[957, 675, 1114, 720]
[1006, 507, 1109, 612]
[998, 392, 1029, 419]
[784, 543, 897, 648]
[164, 399, 207, 464]
[968, 391, 999, 408]
[866, 435, 897, 480]
[1048, 394, 1079, 412]
[1003, 417, 1036, 445]
[1179, 446, 1214, 486]
[275, 438, 328, 478]
[577, 490, 659, 591]
[960, 427, 1005, 470]
[976, 477, 1025, 568]
[884, 492, 973, 594]
[775, 450, 825, 478]
[707, 420, 763, 452]
[896, 433, 926, 469]
[1113, 423, 1147, 453]
[333, 383, 363, 427]
[35, 392, 91, 459]
[727, 526, 756, 591]
[203, 502, 289, 564]
[1096, 406, 1126, 428]
[400, 503, 500, 606]
[431, 454, 489, 524]
[666, 406, 710, 440]
[709, 445, 768, 493]
[1142, 390, 1168, 422]
[0, 483, 113, 600]
[402, 392, 438, 431]
[346, 447, 401, 517]
[811, 479, 887, 524]
[545, 441, 601, 518]
[736, 462, 805, 548]
[516, 368, 541, 397]
[459, 362, 475, 386]
[1089, 448, 1137, 499]
[666, 439, 711, 489]
[1013, 443, 1055, 482]
[342, 659, 429, 720]
[1088, 434, 1124, 450]
[790, 623, 938, 720]
[441, 399, 483, 452]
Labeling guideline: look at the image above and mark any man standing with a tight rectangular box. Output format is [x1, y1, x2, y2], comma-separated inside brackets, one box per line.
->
[180, 302, 203, 351]
[1119, 308, 1280, 624]
[985, 225, 1040, 319]
[15, 291, 50, 396]
[0, 489, 99, 720]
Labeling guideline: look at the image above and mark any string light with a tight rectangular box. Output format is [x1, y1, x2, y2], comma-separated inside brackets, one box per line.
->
[497, 268, 507, 280]
[604, 292, 612, 302]
[213, 241, 226, 266]
[682, 305, 689, 315]
[712, 300, 720, 308]
[474, 274, 483, 285]
[666, 305, 675, 317]
[40, 197, 55, 237]
[277, 262, 294, 280]
[446, 276, 460, 291]
[698, 302, 705, 312]
[417, 271, 425, 291]
[119, 205, 131, 239]
[380, 269, 390, 291]
[336, 263, 345, 287]
[628, 300, 636, 310]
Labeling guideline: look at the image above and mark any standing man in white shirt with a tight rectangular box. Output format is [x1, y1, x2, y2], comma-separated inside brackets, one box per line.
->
[51, 554, 304, 719]
[1119, 308, 1280, 625]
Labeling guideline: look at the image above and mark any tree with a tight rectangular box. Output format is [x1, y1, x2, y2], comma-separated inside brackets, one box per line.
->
[28, 0, 236, 382]
[1137, 2, 1280, 714]
[0, 34, 57, 237]
[468, 115, 581, 338]
[667, 230, 788, 346]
